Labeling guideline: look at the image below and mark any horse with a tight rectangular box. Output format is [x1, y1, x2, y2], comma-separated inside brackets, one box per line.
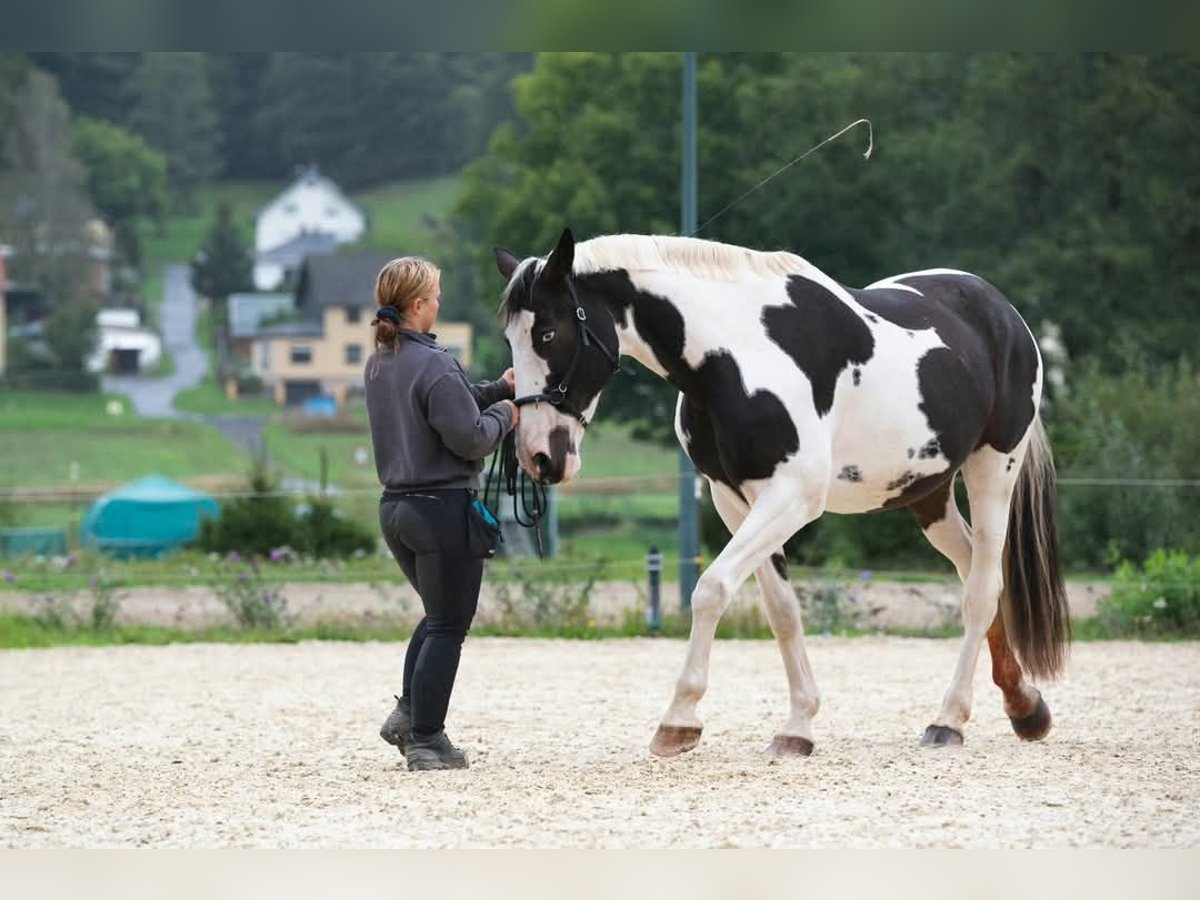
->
[494, 227, 1071, 757]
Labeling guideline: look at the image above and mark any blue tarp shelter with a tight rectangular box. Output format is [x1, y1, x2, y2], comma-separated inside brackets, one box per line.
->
[81, 475, 219, 557]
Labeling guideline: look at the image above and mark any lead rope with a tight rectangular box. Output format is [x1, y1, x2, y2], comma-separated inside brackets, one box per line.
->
[484, 428, 548, 557]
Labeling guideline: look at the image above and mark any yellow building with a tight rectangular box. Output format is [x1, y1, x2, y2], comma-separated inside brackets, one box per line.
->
[250, 253, 473, 409]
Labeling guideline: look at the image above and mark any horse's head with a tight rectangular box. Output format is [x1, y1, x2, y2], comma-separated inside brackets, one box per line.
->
[494, 228, 621, 486]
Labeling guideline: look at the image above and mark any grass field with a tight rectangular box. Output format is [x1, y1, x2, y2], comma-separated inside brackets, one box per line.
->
[0, 390, 245, 491]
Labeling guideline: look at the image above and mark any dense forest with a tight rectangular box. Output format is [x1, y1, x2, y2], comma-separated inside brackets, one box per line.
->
[2, 52, 1197, 566]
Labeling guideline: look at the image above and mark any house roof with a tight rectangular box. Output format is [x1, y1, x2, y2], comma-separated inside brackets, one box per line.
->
[228, 292, 296, 339]
[255, 230, 339, 267]
[296, 252, 394, 310]
[255, 319, 324, 339]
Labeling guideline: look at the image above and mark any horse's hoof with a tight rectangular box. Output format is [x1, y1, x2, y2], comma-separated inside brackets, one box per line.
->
[1009, 695, 1052, 741]
[649, 724, 703, 757]
[921, 724, 964, 747]
[766, 734, 814, 758]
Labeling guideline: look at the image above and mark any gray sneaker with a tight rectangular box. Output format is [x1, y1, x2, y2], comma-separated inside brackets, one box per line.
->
[405, 730, 469, 771]
[379, 695, 412, 749]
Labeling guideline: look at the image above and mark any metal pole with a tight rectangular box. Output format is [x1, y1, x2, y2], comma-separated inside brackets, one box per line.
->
[679, 51, 700, 611]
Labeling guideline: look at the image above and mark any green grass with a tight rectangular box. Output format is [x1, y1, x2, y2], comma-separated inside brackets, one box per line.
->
[173, 380, 281, 416]
[260, 413, 375, 489]
[350, 176, 462, 256]
[0, 389, 246, 490]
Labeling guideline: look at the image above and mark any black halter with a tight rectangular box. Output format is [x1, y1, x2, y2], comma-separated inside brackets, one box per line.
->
[485, 279, 622, 557]
[511, 281, 621, 427]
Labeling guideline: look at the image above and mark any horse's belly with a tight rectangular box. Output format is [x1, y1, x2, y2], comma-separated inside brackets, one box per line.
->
[825, 421, 953, 514]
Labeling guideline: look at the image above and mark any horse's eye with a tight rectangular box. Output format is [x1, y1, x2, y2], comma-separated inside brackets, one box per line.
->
[540, 330, 556, 344]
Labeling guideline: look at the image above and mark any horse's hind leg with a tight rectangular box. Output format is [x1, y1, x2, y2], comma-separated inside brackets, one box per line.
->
[922, 447, 1022, 745]
[650, 475, 822, 758]
[910, 475, 1051, 742]
[710, 482, 819, 757]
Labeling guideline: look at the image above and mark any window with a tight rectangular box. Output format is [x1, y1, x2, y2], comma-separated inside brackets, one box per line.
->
[345, 343, 362, 365]
[345, 306, 361, 324]
[290, 345, 312, 365]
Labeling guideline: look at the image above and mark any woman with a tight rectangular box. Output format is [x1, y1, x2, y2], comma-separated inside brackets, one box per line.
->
[365, 256, 518, 771]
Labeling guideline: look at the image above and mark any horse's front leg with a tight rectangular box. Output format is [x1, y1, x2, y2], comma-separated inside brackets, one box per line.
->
[650, 475, 824, 757]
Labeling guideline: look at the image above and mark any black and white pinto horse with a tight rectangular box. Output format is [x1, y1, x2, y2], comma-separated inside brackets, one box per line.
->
[495, 228, 1070, 757]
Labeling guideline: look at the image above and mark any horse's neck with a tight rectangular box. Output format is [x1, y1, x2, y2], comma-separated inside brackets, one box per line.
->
[592, 269, 850, 382]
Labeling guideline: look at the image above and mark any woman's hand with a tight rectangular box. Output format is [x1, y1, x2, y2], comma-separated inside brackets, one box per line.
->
[501, 399, 521, 428]
[501, 368, 515, 396]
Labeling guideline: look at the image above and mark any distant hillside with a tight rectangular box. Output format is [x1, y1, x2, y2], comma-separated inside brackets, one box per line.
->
[138, 175, 461, 305]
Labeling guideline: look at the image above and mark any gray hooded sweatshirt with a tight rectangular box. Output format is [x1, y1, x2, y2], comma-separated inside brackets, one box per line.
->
[364, 330, 514, 492]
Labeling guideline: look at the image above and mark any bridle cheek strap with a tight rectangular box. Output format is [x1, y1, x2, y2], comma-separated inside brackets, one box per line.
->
[512, 286, 620, 428]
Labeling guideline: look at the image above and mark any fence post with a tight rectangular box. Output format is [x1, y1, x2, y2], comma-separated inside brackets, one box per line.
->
[646, 545, 663, 631]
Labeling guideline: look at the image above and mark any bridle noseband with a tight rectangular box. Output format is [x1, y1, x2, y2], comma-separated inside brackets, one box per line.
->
[511, 281, 621, 428]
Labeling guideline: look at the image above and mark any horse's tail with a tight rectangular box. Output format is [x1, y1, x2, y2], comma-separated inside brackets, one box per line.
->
[1001, 416, 1071, 681]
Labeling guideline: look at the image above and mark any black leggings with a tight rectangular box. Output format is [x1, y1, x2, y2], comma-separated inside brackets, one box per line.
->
[379, 489, 484, 738]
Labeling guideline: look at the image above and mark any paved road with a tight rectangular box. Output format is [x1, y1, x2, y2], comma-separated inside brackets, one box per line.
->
[103, 264, 208, 418]
[101, 264, 267, 452]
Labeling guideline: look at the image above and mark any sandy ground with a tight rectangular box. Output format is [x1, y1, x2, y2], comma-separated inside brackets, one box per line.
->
[1, 635, 1196, 848]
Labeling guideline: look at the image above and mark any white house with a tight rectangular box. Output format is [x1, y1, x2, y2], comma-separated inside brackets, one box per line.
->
[253, 166, 367, 290]
[87, 308, 162, 375]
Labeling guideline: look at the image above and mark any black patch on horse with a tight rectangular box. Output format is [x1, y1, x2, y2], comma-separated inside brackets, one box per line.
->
[838, 465, 862, 483]
[854, 276, 1038, 456]
[677, 364, 799, 488]
[582, 271, 800, 489]
[763, 277, 875, 417]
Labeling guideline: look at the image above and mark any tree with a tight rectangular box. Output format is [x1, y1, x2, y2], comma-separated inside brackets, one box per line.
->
[0, 68, 98, 386]
[72, 116, 167, 266]
[128, 53, 221, 207]
[190, 201, 253, 368]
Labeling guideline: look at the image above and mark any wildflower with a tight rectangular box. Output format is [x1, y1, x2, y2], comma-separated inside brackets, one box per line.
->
[1153, 597, 1168, 610]
[269, 547, 286, 563]
[859, 570, 873, 582]
[65, 553, 77, 569]
[1, 570, 15, 583]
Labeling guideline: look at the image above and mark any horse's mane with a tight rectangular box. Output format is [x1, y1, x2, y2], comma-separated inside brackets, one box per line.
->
[575, 234, 819, 283]
[499, 234, 819, 323]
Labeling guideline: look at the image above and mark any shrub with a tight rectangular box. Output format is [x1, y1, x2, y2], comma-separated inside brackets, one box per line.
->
[199, 447, 297, 557]
[294, 496, 375, 559]
[1099, 549, 1200, 637]
[211, 556, 291, 631]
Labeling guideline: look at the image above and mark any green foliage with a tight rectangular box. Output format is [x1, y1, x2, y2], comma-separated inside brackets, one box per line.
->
[127, 53, 221, 205]
[28, 575, 122, 632]
[210, 557, 291, 631]
[198, 448, 376, 560]
[294, 496, 375, 559]
[1098, 549, 1200, 637]
[199, 448, 295, 557]
[72, 116, 167, 265]
[1048, 355, 1200, 567]
[190, 201, 253, 302]
[490, 557, 607, 632]
[456, 53, 1200, 442]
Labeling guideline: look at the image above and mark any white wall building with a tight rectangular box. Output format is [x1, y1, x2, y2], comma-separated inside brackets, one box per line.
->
[87, 308, 162, 375]
[253, 166, 367, 290]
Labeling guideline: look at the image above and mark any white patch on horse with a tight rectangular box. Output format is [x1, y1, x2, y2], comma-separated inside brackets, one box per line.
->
[504, 309, 584, 484]
[864, 268, 980, 293]
[826, 312, 950, 513]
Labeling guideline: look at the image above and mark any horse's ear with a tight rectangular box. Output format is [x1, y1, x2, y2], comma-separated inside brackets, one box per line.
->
[540, 227, 575, 286]
[493, 247, 522, 281]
